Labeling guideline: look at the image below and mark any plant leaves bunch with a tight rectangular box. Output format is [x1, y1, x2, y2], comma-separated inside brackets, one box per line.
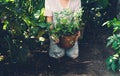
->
[50, 8, 83, 38]
[103, 18, 120, 72]
[0, 0, 50, 63]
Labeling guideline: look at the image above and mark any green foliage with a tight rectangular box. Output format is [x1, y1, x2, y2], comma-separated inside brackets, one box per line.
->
[0, 0, 49, 64]
[103, 18, 120, 72]
[49, 8, 83, 40]
[0, 0, 48, 38]
[106, 54, 120, 72]
[82, 0, 112, 28]
[107, 34, 120, 51]
[0, 0, 14, 3]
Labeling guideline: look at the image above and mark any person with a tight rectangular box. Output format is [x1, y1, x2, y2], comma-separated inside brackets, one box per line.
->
[44, 0, 81, 59]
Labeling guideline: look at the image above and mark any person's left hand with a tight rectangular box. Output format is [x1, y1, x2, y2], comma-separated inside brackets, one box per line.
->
[75, 31, 81, 41]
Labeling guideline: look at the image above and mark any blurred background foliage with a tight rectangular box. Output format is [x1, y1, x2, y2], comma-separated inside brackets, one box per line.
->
[0, 0, 48, 64]
[0, 0, 118, 72]
[103, 18, 120, 72]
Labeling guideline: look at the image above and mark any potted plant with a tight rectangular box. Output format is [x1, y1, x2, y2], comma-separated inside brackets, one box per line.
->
[49, 8, 83, 49]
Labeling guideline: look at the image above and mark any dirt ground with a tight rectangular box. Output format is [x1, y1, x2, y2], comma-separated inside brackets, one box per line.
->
[1, 26, 120, 76]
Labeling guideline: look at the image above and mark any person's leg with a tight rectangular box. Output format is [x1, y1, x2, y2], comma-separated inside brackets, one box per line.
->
[66, 41, 79, 59]
[49, 38, 65, 59]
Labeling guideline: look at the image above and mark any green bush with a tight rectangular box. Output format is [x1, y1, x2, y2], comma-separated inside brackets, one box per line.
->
[0, 0, 49, 63]
[103, 18, 120, 72]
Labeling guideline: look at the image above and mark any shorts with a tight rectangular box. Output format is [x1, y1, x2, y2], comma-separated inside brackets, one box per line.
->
[49, 38, 79, 59]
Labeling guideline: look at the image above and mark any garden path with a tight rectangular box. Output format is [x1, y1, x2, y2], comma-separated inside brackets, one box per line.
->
[4, 25, 120, 76]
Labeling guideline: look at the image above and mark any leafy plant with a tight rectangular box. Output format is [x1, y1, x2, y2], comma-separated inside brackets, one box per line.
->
[103, 18, 120, 72]
[106, 53, 120, 72]
[50, 8, 83, 40]
[0, 0, 49, 63]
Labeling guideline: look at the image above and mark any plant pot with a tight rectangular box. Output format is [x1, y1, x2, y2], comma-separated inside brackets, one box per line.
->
[57, 33, 77, 49]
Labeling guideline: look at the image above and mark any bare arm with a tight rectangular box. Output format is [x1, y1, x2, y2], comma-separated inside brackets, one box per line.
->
[46, 16, 52, 22]
[46, 16, 59, 43]
[46, 16, 54, 30]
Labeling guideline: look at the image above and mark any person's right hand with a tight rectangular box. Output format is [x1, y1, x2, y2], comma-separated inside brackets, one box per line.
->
[53, 38, 59, 44]
[50, 25, 54, 30]
[50, 35, 59, 44]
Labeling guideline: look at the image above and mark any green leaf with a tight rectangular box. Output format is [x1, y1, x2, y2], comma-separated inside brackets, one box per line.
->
[113, 21, 120, 27]
[106, 56, 111, 63]
[111, 61, 117, 72]
[30, 26, 40, 36]
[118, 58, 120, 64]
[112, 41, 118, 49]
[102, 21, 110, 26]
[37, 23, 49, 28]
[106, 38, 114, 47]
[113, 27, 119, 32]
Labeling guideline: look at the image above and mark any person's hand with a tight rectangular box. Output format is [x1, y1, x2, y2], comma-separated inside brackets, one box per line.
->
[50, 25, 54, 30]
[50, 35, 59, 44]
[53, 38, 59, 44]
[75, 31, 81, 41]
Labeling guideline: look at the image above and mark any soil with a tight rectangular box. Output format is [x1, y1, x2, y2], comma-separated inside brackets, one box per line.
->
[1, 25, 120, 76]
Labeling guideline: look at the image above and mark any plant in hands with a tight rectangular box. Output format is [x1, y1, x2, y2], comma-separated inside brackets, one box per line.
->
[50, 8, 83, 42]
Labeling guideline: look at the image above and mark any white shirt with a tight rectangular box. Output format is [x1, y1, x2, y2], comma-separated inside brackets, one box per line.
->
[44, 0, 81, 24]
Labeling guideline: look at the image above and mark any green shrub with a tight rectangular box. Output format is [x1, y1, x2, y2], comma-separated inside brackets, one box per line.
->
[0, 0, 49, 63]
[103, 18, 120, 72]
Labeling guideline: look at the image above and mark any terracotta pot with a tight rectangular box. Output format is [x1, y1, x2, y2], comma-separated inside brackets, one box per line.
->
[57, 33, 77, 49]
